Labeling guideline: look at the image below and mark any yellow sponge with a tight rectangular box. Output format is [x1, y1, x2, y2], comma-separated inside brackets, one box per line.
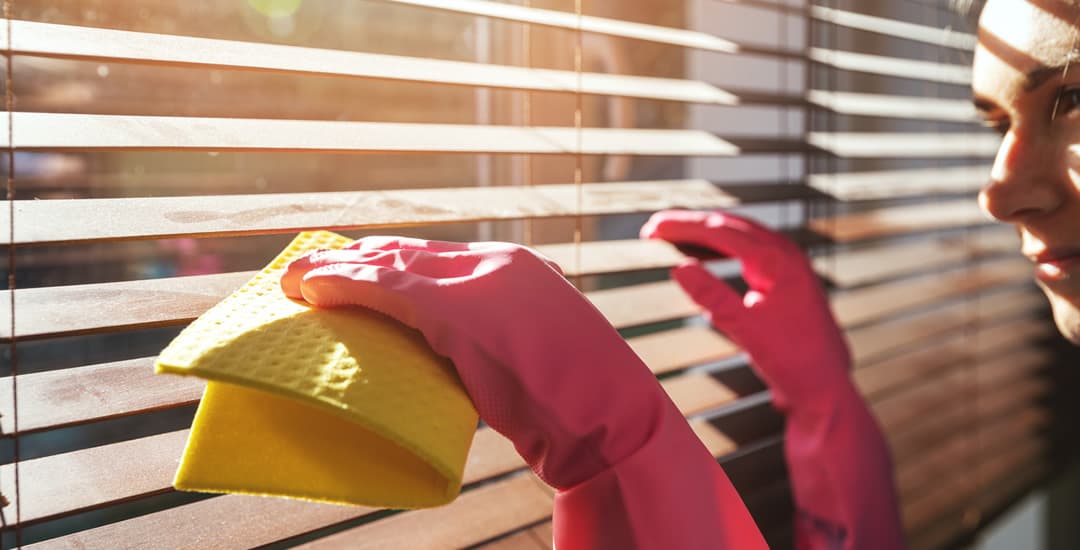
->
[155, 231, 478, 509]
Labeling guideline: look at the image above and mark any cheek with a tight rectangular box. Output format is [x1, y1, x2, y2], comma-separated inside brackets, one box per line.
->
[1043, 284, 1080, 345]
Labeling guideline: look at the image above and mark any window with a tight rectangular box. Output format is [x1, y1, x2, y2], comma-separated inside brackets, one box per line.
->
[1, 1, 1065, 548]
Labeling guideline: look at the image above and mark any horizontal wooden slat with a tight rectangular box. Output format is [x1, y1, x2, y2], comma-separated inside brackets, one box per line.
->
[814, 228, 1017, 288]
[846, 285, 1045, 365]
[874, 347, 1052, 435]
[809, 47, 972, 85]
[809, 5, 977, 50]
[3, 248, 1031, 343]
[909, 456, 1048, 550]
[810, 200, 989, 243]
[5, 350, 743, 525]
[1, 319, 737, 436]
[27, 413, 741, 549]
[4, 179, 737, 246]
[6, 20, 737, 105]
[830, 256, 1033, 328]
[889, 376, 1050, 467]
[534, 238, 688, 277]
[896, 408, 1048, 500]
[903, 437, 1047, 533]
[807, 165, 990, 201]
[386, 0, 739, 53]
[0, 357, 202, 434]
[806, 90, 977, 121]
[855, 314, 1054, 399]
[807, 132, 997, 158]
[1, 113, 739, 155]
[299, 474, 553, 550]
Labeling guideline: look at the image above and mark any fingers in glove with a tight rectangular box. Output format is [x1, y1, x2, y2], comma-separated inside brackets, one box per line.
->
[671, 260, 751, 340]
[298, 263, 432, 328]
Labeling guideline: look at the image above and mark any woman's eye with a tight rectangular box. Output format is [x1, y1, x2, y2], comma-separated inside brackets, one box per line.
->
[1053, 87, 1080, 118]
[981, 118, 1010, 136]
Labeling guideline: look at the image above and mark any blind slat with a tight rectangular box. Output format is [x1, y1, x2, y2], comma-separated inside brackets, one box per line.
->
[5, 361, 745, 526]
[385, 0, 739, 53]
[807, 90, 977, 121]
[808, 165, 989, 201]
[2, 255, 1031, 341]
[810, 200, 989, 243]
[814, 228, 1017, 288]
[809, 5, 977, 50]
[6, 180, 736, 245]
[896, 409, 1046, 499]
[7, 20, 738, 105]
[296, 474, 553, 550]
[809, 47, 972, 85]
[6, 113, 739, 155]
[807, 132, 997, 158]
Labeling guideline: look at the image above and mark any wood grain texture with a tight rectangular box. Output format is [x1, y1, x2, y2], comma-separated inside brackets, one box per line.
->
[809, 5, 977, 50]
[6, 20, 737, 104]
[807, 165, 989, 201]
[3, 112, 738, 155]
[4, 180, 737, 245]
[385, 0, 739, 53]
[810, 199, 990, 243]
[809, 47, 972, 85]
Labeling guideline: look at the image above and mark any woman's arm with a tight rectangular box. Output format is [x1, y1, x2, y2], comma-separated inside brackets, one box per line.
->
[643, 210, 906, 550]
[283, 236, 768, 549]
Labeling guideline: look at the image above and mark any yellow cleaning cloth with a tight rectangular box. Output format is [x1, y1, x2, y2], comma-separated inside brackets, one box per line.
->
[155, 231, 478, 509]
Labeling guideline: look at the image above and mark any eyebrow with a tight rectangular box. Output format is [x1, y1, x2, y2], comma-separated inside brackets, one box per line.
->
[1023, 51, 1080, 91]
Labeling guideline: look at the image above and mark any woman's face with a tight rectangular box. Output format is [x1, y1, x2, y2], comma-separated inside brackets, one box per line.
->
[974, 0, 1080, 343]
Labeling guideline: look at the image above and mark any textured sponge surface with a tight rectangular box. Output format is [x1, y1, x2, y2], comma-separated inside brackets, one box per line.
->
[155, 231, 478, 508]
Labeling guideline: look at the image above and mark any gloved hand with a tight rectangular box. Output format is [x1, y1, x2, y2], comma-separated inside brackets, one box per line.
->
[282, 236, 767, 550]
[642, 210, 905, 550]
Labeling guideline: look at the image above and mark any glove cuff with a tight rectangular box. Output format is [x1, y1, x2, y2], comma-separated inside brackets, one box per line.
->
[552, 403, 768, 550]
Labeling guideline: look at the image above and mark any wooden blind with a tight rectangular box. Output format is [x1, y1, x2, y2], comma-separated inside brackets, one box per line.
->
[0, 1, 1069, 549]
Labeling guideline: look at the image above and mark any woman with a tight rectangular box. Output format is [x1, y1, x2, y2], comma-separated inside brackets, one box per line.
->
[281, 1, 1073, 547]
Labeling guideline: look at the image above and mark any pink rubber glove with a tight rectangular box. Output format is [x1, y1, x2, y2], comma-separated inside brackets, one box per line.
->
[282, 237, 767, 550]
[642, 210, 905, 550]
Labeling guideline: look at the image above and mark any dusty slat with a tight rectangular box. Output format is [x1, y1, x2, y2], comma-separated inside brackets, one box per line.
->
[807, 165, 989, 201]
[386, 0, 739, 53]
[6, 20, 737, 105]
[4, 325, 738, 435]
[478, 528, 549, 550]
[662, 373, 739, 416]
[0, 430, 190, 525]
[3, 252, 1032, 343]
[1, 276, 692, 341]
[873, 347, 1052, 435]
[909, 458, 1048, 550]
[809, 6, 977, 50]
[807, 90, 977, 121]
[895, 408, 1048, 500]
[814, 228, 1017, 288]
[8, 357, 742, 526]
[810, 200, 990, 243]
[889, 377, 1050, 466]
[854, 315, 1054, 399]
[0, 357, 204, 434]
[587, 280, 701, 329]
[534, 239, 687, 277]
[628, 326, 738, 375]
[846, 286, 1045, 366]
[7, 112, 738, 155]
[6, 180, 737, 246]
[902, 438, 1046, 533]
[809, 47, 972, 85]
[0, 271, 253, 341]
[807, 132, 997, 158]
[830, 256, 1033, 328]
[298, 474, 553, 550]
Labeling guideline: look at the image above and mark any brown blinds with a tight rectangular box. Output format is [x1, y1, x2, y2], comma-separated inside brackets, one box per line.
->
[0, 1, 1068, 549]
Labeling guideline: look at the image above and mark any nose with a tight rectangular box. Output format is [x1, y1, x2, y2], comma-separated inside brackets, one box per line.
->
[979, 129, 1065, 222]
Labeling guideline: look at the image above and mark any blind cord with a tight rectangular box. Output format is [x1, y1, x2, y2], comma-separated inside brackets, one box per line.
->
[4, 0, 20, 546]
